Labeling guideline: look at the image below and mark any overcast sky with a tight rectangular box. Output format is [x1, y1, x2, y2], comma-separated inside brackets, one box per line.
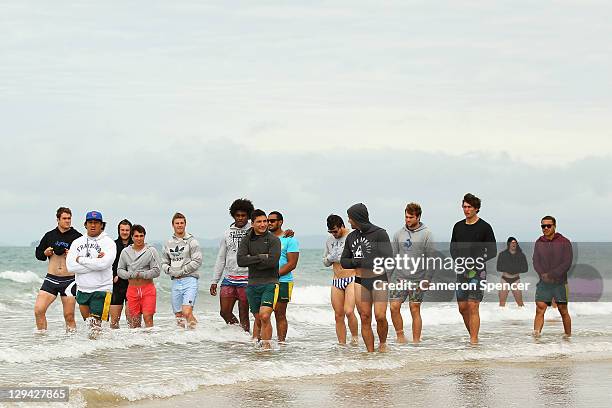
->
[1, 1, 611, 245]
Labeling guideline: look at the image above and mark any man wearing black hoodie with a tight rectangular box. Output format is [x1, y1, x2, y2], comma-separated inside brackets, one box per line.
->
[341, 203, 392, 352]
[110, 219, 133, 329]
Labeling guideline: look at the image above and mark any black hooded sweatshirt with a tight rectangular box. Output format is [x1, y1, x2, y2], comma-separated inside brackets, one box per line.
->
[35, 227, 82, 260]
[340, 203, 393, 275]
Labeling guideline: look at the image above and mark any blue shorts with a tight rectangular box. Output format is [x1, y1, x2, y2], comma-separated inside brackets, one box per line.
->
[171, 276, 199, 313]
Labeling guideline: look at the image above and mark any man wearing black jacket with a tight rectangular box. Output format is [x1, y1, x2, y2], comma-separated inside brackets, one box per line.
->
[341, 203, 392, 352]
[34, 207, 82, 332]
[450, 193, 497, 344]
[237, 209, 281, 349]
[110, 219, 133, 329]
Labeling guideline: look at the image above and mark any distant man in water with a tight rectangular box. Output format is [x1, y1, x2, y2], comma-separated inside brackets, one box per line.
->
[450, 193, 497, 345]
[268, 211, 299, 343]
[341, 203, 392, 353]
[66, 211, 116, 338]
[533, 216, 573, 338]
[237, 209, 281, 349]
[34, 207, 82, 332]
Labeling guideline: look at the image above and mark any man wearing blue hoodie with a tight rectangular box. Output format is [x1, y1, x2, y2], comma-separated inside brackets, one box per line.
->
[341, 203, 393, 352]
[389, 203, 435, 344]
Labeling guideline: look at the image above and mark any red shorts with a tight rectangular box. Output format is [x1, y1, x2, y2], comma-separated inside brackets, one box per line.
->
[220, 285, 247, 303]
[126, 283, 157, 316]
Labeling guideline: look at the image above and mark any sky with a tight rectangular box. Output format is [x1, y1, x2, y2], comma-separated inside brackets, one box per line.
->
[1, 0, 611, 245]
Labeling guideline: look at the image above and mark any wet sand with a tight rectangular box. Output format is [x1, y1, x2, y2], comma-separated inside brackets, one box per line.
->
[92, 358, 612, 408]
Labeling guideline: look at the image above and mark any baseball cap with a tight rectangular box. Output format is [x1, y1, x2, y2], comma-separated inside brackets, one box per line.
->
[85, 211, 103, 222]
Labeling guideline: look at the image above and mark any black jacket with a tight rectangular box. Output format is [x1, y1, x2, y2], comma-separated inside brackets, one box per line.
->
[237, 229, 281, 285]
[35, 227, 82, 260]
[496, 249, 528, 274]
[340, 203, 393, 274]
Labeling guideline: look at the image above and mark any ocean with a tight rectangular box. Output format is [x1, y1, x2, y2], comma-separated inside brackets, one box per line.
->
[1, 246, 611, 407]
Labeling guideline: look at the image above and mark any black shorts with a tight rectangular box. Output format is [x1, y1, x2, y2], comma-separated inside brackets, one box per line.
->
[40, 274, 77, 297]
[355, 274, 388, 293]
[111, 278, 129, 305]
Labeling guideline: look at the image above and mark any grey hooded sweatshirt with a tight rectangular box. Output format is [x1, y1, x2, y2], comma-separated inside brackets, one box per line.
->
[323, 234, 348, 267]
[392, 223, 435, 282]
[212, 223, 250, 285]
[161, 233, 202, 279]
[117, 244, 161, 280]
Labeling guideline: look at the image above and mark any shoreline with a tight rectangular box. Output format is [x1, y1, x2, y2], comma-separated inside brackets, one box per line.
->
[84, 357, 612, 408]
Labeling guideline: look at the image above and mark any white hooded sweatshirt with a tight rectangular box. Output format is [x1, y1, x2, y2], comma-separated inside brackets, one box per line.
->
[66, 231, 117, 293]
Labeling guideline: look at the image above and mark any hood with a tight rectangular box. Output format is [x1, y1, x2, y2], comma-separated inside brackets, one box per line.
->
[87, 231, 109, 241]
[172, 232, 194, 241]
[347, 203, 380, 233]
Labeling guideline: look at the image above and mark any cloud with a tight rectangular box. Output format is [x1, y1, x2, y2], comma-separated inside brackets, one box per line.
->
[3, 139, 611, 245]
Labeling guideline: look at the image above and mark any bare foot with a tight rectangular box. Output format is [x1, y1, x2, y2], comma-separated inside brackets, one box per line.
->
[562, 333, 571, 340]
[350, 337, 359, 346]
[532, 330, 541, 338]
[378, 343, 388, 353]
[469, 337, 478, 345]
[412, 337, 421, 344]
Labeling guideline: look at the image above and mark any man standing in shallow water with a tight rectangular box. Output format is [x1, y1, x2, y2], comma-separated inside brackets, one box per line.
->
[34, 207, 82, 333]
[533, 216, 573, 338]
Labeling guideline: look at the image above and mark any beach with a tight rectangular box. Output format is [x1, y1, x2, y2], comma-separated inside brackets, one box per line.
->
[1, 247, 611, 407]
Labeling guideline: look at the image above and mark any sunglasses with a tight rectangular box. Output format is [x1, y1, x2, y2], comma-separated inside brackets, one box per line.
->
[268, 219, 280, 223]
[541, 224, 554, 229]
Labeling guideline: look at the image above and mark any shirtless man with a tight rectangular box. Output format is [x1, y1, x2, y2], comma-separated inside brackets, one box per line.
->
[34, 207, 82, 332]
[323, 214, 358, 345]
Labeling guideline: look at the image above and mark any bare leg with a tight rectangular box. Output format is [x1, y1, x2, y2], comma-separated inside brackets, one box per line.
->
[131, 313, 143, 328]
[252, 315, 261, 340]
[219, 296, 239, 324]
[257, 307, 274, 349]
[513, 288, 524, 307]
[143, 313, 154, 328]
[467, 300, 480, 344]
[389, 300, 406, 343]
[533, 301, 547, 337]
[557, 304, 571, 336]
[238, 299, 250, 332]
[373, 298, 388, 352]
[175, 312, 185, 328]
[60, 295, 77, 332]
[409, 302, 422, 343]
[274, 302, 289, 342]
[498, 289, 509, 307]
[110, 305, 123, 329]
[331, 285, 347, 344]
[182, 305, 197, 329]
[34, 291, 57, 331]
[458, 301, 470, 334]
[355, 284, 375, 352]
[344, 283, 358, 342]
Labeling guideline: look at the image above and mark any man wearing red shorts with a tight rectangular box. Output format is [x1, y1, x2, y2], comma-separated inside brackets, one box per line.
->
[117, 224, 161, 328]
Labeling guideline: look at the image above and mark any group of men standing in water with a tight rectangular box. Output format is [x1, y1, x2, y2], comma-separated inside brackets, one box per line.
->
[33, 193, 573, 349]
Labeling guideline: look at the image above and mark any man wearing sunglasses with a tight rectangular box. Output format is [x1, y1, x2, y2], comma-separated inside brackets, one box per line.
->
[268, 211, 300, 343]
[533, 216, 573, 338]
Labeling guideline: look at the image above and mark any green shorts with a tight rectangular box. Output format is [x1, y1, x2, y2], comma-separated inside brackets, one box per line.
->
[76, 290, 112, 321]
[277, 281, 294, 303]
[246, 283, 279, 314]
[535, 281, 568, 306]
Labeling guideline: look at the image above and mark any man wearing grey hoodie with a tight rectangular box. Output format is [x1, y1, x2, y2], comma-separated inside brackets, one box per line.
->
[341, 203, 393, 353]
[117, 224, 161, 328]
[389, 203, 435, 344]
[210, 199, 254, 332]
[161, 212, 203, 329]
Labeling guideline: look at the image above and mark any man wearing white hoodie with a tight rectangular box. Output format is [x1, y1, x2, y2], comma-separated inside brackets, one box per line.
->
[161, 212, 203, 329]
[66, 211, 116, 335]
